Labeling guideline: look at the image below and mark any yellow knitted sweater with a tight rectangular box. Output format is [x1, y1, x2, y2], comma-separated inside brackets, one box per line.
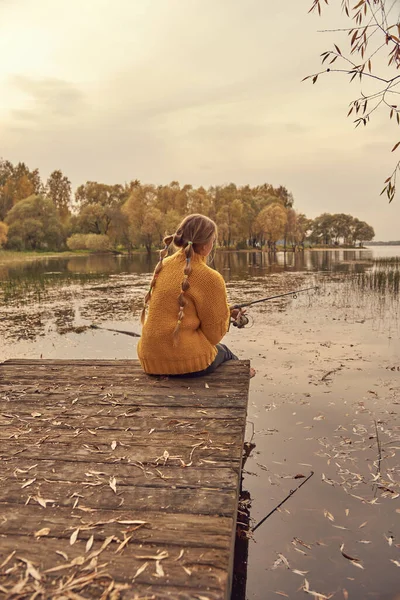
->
[138, 249, 231, 375]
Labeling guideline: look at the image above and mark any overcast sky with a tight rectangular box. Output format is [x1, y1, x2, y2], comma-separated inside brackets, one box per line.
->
[1, 0, 399, 240]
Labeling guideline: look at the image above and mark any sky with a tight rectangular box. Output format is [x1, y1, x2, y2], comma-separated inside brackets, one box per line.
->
[0, 0, 399, 240]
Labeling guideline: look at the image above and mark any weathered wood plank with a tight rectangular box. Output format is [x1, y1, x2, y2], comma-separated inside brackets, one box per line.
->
[2, 459, 238, 489]
[0, 504, 233, 548]
[0, 359, 250, 599]
[0, 535, 229, 590]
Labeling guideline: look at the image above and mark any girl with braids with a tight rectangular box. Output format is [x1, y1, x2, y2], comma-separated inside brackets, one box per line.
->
[138, 214, 251, 377]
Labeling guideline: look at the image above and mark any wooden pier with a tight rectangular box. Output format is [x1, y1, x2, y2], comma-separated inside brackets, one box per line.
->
[0, 359, 250, 599]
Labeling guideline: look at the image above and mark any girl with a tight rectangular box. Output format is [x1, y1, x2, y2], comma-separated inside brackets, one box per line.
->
[138, 213, 250, 377]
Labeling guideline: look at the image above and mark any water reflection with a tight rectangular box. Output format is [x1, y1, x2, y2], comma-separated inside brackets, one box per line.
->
[0, 248, 376, 284]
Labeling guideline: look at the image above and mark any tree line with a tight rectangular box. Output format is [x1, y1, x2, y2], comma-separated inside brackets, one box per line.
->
[0, 158, 375, 253]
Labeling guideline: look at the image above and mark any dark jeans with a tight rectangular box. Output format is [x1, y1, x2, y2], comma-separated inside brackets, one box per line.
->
[180, 343, 238, 378]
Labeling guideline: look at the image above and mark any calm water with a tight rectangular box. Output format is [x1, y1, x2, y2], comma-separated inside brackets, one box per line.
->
[1, 247, 399, 600]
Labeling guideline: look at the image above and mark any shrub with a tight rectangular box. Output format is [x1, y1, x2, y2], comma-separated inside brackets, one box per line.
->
[66, 234, 88, 251]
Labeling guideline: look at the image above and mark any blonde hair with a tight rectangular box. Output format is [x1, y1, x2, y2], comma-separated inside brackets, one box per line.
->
[141, 214, 217, 343]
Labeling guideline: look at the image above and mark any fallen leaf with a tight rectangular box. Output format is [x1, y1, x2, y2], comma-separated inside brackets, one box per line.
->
[34, 528, 50, 538]
[21, 478, 36, 489]
[86, 535, 94, 552]
[70, 528, 80, 545]
[133, 550, 168, 561]
[18, 558, 41, 581]
[154, 559, 164, 577]
[109, 476, 117, 493]
[132, 562, 148, 579]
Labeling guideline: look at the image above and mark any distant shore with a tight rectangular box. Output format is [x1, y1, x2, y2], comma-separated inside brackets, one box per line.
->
[1, 244, 397, 265]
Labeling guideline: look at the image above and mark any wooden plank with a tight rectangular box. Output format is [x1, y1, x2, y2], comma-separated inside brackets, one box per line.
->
[1, 459, 238, 489]
[0, 359, 250, 599]
[0, 505, 233, 548]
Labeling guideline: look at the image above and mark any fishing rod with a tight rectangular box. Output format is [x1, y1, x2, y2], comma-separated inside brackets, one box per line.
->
[89, 286, 319, 337]
[89, 324, 140, 338]
[233, 286, 319, 310]
[231, 286, 319, 328]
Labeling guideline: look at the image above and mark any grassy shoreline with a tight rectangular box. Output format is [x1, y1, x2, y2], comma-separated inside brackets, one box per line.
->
[0, 245, 375, 264]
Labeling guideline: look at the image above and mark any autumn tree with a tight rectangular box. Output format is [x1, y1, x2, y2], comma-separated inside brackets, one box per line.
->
[46, 170, 72, 222]
[256, 203, 288, 250]
[5, 195, 64, 250]
[122, 184, 161, 252]
[306, 0, 400, 200]
[0, 160, 43, 220]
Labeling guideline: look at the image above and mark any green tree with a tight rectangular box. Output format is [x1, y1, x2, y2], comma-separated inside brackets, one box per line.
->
[310, 213, 335, 245]
[306, 0, 400, 201]
[349, 218, 375, 246]
[5, 195, 64, 250]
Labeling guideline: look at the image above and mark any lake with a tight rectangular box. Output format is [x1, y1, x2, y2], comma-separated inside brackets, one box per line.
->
[1, 247, 399, 600]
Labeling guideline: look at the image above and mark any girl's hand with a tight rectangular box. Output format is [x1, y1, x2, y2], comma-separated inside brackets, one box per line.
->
[230, 307, 246, 320]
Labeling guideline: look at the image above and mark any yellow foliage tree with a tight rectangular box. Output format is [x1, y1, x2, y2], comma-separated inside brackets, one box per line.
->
[256, 203, 287, 250]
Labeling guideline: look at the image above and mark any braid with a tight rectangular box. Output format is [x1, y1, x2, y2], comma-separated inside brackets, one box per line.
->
[141, 234, 174, 324]
[172, 241, 193, 345]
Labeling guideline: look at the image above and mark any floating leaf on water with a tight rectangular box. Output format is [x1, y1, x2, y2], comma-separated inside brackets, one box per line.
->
[324, 509, 335, 522]
[391, 559, 400, 567]
[55, 550, 68, 561]
[278, 554, 290, 569]
[302, 578, 332, 599]
[205, 383, 209, 388]
[322, 473, 334, 486]
[345, 509, 350, 517]
[274, 593, 289, 598]
[31, 412, 42, 418]
[109, 476, 117, 493]
[34, 528, 50, 538]
[70, 528, 80, 545]
[357, 540, 372, 544]
[182, 566, 192, 576]
[340, 544, 364, 569]
[359, 521, 367, 529]
[111, 440, 117, 450]
[343, 590, 349, 600]
[384, 534, 394, 547]
[292, 569, 309, 576]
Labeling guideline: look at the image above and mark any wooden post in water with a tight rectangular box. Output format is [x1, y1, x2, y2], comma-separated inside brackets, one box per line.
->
[0, 358, 250, 599]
